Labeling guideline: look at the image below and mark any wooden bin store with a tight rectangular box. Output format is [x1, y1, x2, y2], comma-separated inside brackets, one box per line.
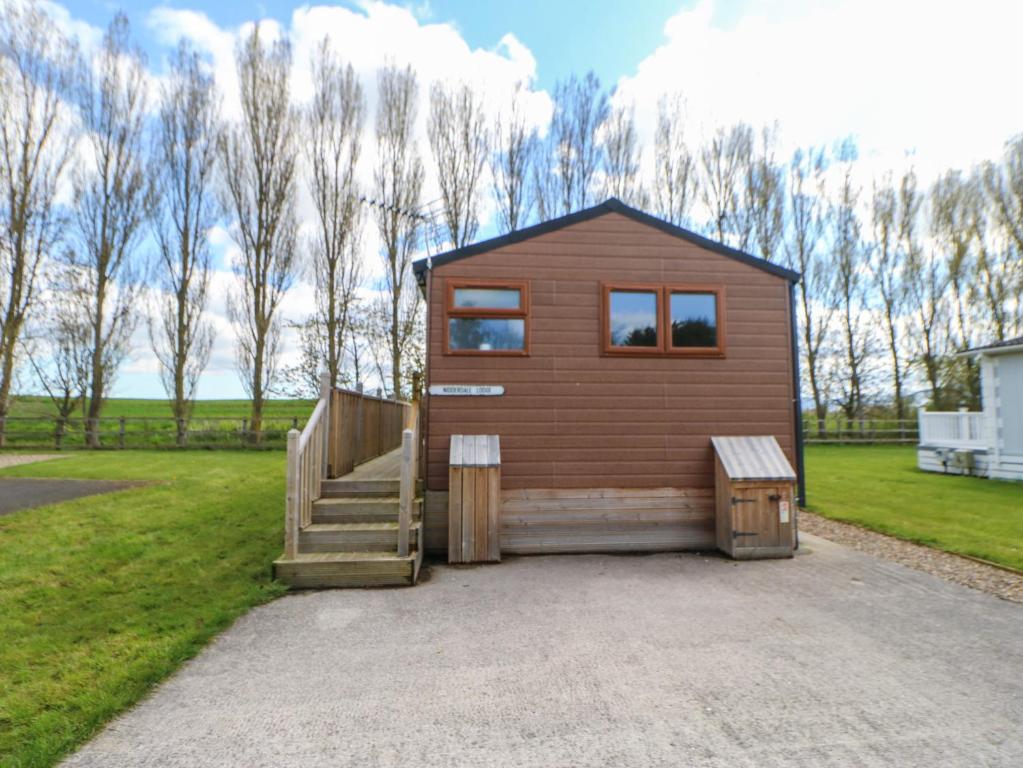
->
[448, 434, 501, 563]
[712, 436, 797, 559]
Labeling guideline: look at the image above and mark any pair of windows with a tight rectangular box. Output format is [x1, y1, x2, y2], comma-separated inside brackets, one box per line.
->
[443, 280, 724, 357]
[603, 283, 724, 356]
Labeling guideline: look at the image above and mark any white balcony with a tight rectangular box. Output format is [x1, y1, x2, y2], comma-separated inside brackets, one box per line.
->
[917, 410, 989, 450]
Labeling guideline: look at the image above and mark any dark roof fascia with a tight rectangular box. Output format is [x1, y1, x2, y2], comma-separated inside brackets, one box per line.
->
[412, 198, 801, 283]
[960, 336, 1023, 356]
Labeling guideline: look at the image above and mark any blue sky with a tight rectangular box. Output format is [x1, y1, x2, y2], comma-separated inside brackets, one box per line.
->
[37, 0, 1023, 401]
[62, 0, 695, 89]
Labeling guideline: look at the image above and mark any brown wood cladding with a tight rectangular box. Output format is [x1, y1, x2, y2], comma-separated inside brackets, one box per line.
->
[424, 211, 797, 491]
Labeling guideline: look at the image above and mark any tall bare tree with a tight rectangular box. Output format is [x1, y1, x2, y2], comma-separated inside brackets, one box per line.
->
[931, 170, 977, 351]
[220, 25, 298, 437]
[305, 38, 364, 391]
[68, 14, 152, 446]
[428, 81, 487, 248]
[150, 40, 219, 445]
[535, 71, 608, 217]
[0, 0, 77, 440]
[870, 171, 908, 423]
[374, 63, 423, 398]
[490, 84, 535, 233]
[785, 147, 834, 435]
[653, 93, 697, 227]
[973, 165, 1021, 340]
[28, 276, 90, 422]
[699, 122, 753, 245]
[747, 125, 785, 261]
[602, 101, 646, 206]
[901, 168, 948, 404]
[831, 140, 871, 424]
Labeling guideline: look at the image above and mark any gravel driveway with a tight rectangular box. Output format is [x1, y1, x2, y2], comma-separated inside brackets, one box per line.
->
[63, 535, 1023, 768]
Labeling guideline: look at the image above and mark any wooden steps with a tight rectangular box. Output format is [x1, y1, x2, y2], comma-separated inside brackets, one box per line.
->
[274, 551, 416, 588]
[300, 521, 422, 552]
[275, 447, 423, 588]
[320, 478, 400, 498]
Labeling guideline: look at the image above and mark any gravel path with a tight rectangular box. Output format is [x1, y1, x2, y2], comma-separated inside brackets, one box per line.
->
[800, 510, 1023, 603]
[0, 453, 67, 470]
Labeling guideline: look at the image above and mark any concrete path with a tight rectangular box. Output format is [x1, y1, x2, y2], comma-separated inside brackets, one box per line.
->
[64, 535, 1023, 767]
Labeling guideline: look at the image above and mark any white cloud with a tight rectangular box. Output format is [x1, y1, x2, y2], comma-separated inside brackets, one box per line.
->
[615, 0, 1023, 181]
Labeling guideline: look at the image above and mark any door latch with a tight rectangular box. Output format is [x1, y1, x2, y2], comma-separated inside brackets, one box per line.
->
[732, 531, 758, 539]
[768, 494, 781, 501]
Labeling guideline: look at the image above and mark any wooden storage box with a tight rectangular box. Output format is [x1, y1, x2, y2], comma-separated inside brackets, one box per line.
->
[712, 436, 797, 560]
[448, 434, 501, 563]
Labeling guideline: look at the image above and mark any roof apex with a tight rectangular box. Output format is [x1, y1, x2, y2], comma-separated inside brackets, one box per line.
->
[413, 198, 800, 283]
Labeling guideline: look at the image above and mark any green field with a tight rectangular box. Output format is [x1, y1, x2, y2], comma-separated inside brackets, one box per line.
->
[805, 445, 1023, 570]
[0, 452, 287, 768]
[2, 397, 316, 450]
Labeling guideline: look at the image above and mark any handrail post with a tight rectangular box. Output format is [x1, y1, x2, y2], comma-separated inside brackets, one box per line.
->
[398, 428, 414, 557]
[285, 429, 301, 559]
[320, 371, 331, 478]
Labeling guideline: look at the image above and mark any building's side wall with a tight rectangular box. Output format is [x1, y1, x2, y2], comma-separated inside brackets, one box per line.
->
[425, 211, 797, 491]
[423, 212, 798, 553]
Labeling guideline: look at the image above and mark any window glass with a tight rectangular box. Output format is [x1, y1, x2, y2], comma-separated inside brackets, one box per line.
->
[452, 287, 522, 310]
[609, 290, 658, 347]
[670, 292, 717, 348]
[448, 318, 525, 351]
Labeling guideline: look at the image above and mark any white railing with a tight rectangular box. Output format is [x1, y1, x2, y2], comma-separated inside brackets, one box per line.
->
[918, 409, 989, 449]
[284, 376, 331, 559]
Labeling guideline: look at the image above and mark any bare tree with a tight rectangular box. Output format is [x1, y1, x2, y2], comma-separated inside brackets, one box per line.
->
[653, 93, 697, 226]
[831, 140, 871, 425]
[220, 25, 298, 438]
[870, 171, 909, 424]
[374, 63, 424, 398]
[150, 40, 219, 446]
[27, 279, 90, 422]
[984, 134, 1023, 254]
[902, 168, 948, 404]
[784, 147, 834, 436]
[931, 170, 977, 351]
[68, 14, 152, 447]
[490, 84, 535, 233]
[304, 38, 364, 391]
[602, 101, 646, 207]
[973, 166, 1021, 340]
[0, 0, 77, 440]
[428, 80, 488, 248]
[535, 71, 608, 217]
[747, 125, 785, 261]
[699, 122, 753, 245]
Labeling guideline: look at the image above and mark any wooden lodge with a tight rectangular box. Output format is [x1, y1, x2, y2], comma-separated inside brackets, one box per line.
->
[275, 198, 805, 588]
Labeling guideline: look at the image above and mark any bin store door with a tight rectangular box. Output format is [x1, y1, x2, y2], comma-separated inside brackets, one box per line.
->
[733, 486, 784, 549]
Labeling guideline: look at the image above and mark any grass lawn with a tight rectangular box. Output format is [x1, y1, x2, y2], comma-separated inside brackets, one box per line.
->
[0, 452, 287, 768]
[805, 445, 1023, 571]
[7, 396, 315, 420]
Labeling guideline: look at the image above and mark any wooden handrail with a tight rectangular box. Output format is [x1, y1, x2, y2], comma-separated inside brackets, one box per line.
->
[398, 424, 418, 558]
[285, 383, 331, 559]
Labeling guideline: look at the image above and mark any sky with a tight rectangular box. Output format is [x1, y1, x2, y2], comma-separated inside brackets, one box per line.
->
[33, 0, 1023, 400]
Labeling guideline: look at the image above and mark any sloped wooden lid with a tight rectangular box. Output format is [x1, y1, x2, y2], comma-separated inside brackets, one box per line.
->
[449, 435, 501, 467]
[711, 436, 796, 481]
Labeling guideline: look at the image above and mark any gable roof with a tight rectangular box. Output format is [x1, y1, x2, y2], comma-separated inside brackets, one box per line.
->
[412, 197, 801, 283]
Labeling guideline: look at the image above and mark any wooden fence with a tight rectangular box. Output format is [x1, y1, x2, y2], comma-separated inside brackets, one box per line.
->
[328, 387, 411, 477]
[802, 418, 919, 444]
[0, 415, 306, 450]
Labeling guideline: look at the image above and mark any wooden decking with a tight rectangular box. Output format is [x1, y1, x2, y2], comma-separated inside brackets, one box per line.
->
[275, 446, 422, 589]
[344, 448, 401, 481]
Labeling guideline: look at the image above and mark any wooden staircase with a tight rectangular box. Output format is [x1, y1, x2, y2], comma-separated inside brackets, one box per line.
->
[273, 383, 422, 589]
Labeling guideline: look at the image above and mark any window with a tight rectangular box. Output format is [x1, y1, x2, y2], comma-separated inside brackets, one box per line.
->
[603, 283, 724, 357]
[445, 280, 529, 355]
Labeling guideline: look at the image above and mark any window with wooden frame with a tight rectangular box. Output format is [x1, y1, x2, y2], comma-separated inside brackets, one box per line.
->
[445, 280, 529, 355]
[602, 283, 725, 357]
